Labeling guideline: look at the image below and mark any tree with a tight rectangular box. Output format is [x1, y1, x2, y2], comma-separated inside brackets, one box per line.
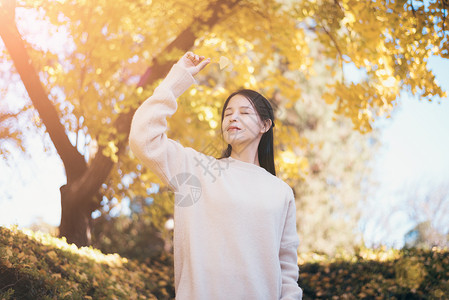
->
[403, 182, 449, 248]
[363, 180, 449, 249]
[404, 221, 449, 249]
[292, 79, 379, 255]
[0, 0, 241, 246]
[0, 111, 24, 160]
[261, 39, 380, 254]
[1, 0, 447, 247]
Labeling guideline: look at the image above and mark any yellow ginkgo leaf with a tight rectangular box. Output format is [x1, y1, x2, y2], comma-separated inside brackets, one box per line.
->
[219, 56, 230, 70]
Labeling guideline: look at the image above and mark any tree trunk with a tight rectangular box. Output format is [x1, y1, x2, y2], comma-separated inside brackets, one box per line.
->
[59, 185, 92, 246]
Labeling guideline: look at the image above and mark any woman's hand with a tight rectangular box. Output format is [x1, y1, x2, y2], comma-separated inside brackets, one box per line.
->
[175, 51, 211, 77]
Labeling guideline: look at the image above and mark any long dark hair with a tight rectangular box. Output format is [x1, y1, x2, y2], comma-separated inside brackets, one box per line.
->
[218, 89, 276, 176]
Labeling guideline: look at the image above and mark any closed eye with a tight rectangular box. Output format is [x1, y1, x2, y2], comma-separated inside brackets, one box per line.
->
[225, 111, 251, 117]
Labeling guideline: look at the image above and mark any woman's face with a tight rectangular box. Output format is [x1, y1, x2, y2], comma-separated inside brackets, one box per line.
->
[222, 94, 267, 147]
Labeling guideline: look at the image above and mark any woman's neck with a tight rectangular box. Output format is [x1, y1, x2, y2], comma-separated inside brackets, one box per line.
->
[230, 143, 260, 166]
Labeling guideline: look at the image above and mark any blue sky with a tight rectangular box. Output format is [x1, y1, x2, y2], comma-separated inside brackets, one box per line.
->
[361, 56, 449, 248]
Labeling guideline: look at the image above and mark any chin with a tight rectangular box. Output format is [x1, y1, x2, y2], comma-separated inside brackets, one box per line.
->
[224, 133, 242, 143]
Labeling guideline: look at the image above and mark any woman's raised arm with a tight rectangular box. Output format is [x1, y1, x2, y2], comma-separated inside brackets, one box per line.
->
[128, 52, 210, 188]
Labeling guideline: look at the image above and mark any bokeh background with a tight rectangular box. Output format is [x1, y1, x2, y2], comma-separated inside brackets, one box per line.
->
[1, 0, 448, 298]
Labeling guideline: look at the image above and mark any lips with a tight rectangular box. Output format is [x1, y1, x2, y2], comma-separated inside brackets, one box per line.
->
[227, 126, 241, 131]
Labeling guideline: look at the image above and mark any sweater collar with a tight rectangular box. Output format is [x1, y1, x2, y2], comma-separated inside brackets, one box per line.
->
[224, 156, 267, 173]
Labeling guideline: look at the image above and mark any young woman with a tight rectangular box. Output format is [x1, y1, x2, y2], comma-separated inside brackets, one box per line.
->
[129, 51, 303, 299]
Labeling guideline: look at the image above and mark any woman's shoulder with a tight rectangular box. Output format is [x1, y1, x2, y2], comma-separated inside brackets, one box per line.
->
[276, 177, 295, 198]
[254, 169, 294, 197]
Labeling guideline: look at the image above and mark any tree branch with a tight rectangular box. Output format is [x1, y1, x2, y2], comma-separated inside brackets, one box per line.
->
[410, 0, 417, 17]
[321, 25, 345, 83]
[0, 3, 86, 183]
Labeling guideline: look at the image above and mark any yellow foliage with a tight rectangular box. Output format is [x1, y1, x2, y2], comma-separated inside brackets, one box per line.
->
[0, 226, 169, 299]
[2, 226, 449, 299]
[7, 0, 445, 206]
[3, 1, 448, 264]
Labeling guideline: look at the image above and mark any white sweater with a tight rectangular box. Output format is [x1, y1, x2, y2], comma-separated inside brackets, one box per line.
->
[129, 63, 303, 300]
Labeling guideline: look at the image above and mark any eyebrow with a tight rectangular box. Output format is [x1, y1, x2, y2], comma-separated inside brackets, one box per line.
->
[225, 106, 253, 111]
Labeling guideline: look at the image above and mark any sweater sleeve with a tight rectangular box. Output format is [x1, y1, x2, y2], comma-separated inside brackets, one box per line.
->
[279, 188, 303, 300]
[128, 63, 197, 189]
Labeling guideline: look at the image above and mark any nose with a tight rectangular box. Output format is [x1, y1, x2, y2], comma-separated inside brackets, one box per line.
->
[225, 114, 240, 129]
[230, 111, 241, 121]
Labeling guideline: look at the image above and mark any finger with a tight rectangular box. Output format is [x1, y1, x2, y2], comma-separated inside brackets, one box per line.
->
[197, 56, 206, 64]
[196, 58, 211, 72]
[185, 52, 194, 61]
